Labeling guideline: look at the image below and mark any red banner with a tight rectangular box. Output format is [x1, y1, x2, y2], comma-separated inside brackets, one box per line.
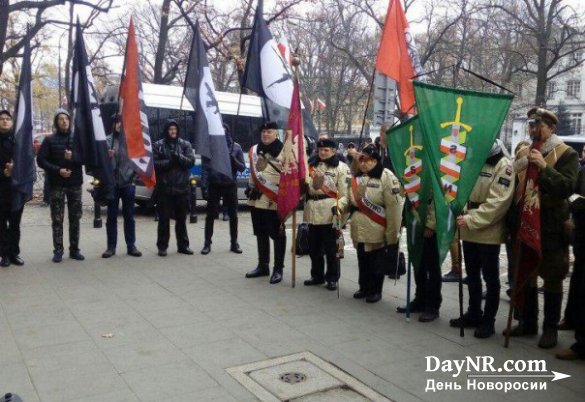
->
[277, 76, 306, 221]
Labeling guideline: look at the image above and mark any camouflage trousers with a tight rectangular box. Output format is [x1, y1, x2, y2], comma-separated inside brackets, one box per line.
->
[50, 186, 83, 254]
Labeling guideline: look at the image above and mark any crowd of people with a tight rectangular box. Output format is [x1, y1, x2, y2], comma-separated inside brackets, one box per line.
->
[0, 106, 584, 361]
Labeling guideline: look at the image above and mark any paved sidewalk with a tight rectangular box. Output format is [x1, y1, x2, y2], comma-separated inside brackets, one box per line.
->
[0, 203, 583, 402]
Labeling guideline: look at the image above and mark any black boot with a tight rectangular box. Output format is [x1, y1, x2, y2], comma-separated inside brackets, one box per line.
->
[246, 235, 270, 278]
[539, 291, 562, 349]
[503, 287, 538, 336]
[270, 236, 286, 284]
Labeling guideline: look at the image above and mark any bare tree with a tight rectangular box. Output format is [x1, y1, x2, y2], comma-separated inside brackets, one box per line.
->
[488, 0, 585, 105]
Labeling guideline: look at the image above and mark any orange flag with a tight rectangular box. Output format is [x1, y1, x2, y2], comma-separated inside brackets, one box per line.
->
[375, 0, 424, 115]
[119, 19, 156, 188]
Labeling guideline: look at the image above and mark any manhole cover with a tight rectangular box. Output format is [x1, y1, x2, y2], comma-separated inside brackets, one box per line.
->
[280, 372, 307, 384]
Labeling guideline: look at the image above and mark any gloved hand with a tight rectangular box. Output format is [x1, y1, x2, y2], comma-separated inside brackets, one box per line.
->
[202, 189, 209, 201]
[331, 206, 338, 216]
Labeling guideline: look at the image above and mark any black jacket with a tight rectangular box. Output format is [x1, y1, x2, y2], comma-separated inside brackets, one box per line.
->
[153, 121, 195, 195]
[0, 131, 14, 198]
[37, 130, 83, 187]
[201, 137, 246, 189]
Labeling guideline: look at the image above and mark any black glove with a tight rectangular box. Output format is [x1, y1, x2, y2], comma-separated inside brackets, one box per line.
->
[331, 206, 337, 216]
[202, 189, 209, 201]
[244, 185, 251, 198]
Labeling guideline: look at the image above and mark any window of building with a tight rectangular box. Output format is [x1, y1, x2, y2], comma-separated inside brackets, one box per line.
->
[547, 81, 557, 98]
[570, 113, 582, 135]
[567, 80, 581, 98]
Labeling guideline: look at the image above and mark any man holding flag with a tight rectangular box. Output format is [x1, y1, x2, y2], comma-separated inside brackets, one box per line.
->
[245, 121, 287, 284]
[0, 110, 23, 267]
[506, 108, 578, 349]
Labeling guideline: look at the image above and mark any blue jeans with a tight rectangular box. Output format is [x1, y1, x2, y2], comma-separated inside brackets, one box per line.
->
[106, 185, 136, 250]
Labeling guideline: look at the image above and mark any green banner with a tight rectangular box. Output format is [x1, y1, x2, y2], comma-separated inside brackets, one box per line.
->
[414, 81, 513, 263]
[386, 116, 430, 273]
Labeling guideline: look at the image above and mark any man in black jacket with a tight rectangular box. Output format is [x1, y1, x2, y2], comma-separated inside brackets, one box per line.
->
[102, 116, 142, 258]
[153, 120, 195, 256]
[200, 125, 246, 255]
[0, 110, 25, 267]
[37, 109, 84, 263]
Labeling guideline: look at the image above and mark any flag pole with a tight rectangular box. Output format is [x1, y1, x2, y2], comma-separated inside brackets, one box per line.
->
[358, 68, 377, 148]
[457, 227, 464, 337]
[406, 256, 412, 322]
[504, 141, 539, 347]
[292, 209, 297, 288]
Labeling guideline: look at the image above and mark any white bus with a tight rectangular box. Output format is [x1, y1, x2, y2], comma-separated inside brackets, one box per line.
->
[99, 83, 265, 206]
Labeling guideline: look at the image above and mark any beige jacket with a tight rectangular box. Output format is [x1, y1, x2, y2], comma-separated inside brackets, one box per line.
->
[247, 144, 283, 211]
[303, 159, 351, 225]
[347, 165, 405, 251]
[460, 155, 515, 244]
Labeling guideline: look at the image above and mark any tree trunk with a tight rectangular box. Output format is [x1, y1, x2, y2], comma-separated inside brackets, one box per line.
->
[153, 0, 171, 84]
[0, 0, 9, 77]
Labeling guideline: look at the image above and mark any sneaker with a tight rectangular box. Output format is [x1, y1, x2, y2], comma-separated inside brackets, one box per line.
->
[102, 249, 115, 258]
[127, 248, 142, 257]
[52, 252, 63, 263]
[442, 270, 460, 282]
[419, 310, 440, 322]
[70, 251, 85, 261]
[474, 321, 495, 338]
[449, 313, 482, 328]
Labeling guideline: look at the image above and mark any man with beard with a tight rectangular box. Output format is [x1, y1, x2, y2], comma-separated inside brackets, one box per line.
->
[245, 121, 287, 284]
[37, 109, 84, 263]
[303, 138, 350, 290]
[153, 120, 195, 256]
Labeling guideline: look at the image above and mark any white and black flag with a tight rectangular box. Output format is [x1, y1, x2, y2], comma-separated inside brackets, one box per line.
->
[183, 21, 232, 180]
[70, 21, 113, 203]
[11, 28, 36, 211]
[241, 0, 317, 137]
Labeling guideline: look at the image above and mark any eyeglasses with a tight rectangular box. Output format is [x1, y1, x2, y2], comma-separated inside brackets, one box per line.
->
[0, 117, 12, 122]
[527, 119, 541, 127]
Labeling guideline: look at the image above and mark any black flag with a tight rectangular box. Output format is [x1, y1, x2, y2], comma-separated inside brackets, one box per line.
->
[241, 0, 317, 137]
[70, 21, 113, 203]
[11, 28, 35, 211]
[183, 21, 232, 180]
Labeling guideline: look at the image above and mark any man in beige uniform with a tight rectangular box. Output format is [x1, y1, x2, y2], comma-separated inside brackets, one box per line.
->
[303, 138, 350, 291]
[450, 140, 515, 338]
[245, 122, 287, 284]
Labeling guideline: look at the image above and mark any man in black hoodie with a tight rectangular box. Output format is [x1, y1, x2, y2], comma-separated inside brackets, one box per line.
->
[0, 109, 25, 267]
[153, 120, 195, 256]
[37, 109, 84, 263]
[200, 124, 246, 255]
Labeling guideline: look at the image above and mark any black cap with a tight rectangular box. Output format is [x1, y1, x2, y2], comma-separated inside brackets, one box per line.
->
[360, 144, 380, 161]
[316, 138, 337, 149]
[260, 121, 279, 131]
[0, 109, 12, 118]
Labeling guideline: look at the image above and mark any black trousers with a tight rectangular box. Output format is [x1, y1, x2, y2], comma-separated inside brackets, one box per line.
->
[564, 231, 585, 327]
[570, 229, 585, 357]
[413, 234, 442, 311]
[357, 243, 385, 295]
[157, 193, 189, 251]
[205, 183, 238, 245]
[462, 241, 501, 321]
[251, 208, 286, 270]
[0, 199, 23, 257]
[308, 224, 339, 282]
